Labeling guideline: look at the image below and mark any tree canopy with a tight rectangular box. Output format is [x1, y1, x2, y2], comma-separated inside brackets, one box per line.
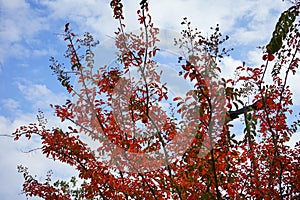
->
[12, 0, 300, 199]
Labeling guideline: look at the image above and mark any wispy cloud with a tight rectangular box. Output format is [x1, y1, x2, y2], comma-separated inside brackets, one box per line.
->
[0, 0, 49, 64]
[1, 98, 21, 113]
[16, 80, 68, 111]
[40, 0, 118, 37]
[0, 112, 77, 200]
[0, 0, 290, 65]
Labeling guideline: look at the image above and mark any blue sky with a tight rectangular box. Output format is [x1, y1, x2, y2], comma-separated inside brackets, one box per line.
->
[0, 0, 299, 199]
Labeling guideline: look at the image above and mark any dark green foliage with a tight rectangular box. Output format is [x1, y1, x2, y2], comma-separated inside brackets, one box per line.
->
[266, 4, 299, 54]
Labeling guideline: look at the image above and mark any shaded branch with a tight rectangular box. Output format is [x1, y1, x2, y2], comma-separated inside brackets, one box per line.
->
[227, 100, 261, 121]
[0, 134, 14, 138]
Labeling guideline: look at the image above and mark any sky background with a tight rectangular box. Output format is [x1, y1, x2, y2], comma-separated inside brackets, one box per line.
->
[0, 0, 299, 199]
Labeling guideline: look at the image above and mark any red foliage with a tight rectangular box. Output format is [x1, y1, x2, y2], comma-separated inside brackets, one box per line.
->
[262, 54, 275, 61]
[12, 0, 300, 199]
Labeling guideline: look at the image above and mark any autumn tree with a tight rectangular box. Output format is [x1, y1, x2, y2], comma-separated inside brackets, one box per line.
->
[12, 0, 300, 199]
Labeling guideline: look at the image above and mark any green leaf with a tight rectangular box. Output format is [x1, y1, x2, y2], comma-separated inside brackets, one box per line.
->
[266, 4, 299, 54]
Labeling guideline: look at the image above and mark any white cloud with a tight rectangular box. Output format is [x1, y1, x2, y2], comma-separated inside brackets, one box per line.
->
[0, 113, 77, 200]
[0, 0, 291, 65]
[220, 56, 243, 79]
[0, 0, 49, 41]
[16, 80, 68, 111]
[288, 72, 300, 103]
[228, 0, 288, 45]
[247, 49, 264, 66]
[0, 0, 49, 63]
[286, 132, 300, 148]
[40, 0, 118, 37]
[1, 98, 20, 113]
[41, 0, 103, 19]
[32, 49, 50, 57]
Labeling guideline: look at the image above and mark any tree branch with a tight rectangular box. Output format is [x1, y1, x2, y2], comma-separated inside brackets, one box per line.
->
[227, 100, 261, 121]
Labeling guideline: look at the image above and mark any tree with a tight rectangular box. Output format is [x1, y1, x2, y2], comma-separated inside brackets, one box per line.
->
[12, 0, 300, 199]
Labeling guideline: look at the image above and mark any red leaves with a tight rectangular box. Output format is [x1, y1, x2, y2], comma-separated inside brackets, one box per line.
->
[67, 86, 72, 93]
[110, 0, 124, 19]
[50, 102, 74, 122]
[12, 123, 39, 141]
[235, 63, 263, 83]
[138, 15, 146, 24]
[262, 54, 275, 61]
[11, 2, 300, 200]
[22, 180, 71, 200]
